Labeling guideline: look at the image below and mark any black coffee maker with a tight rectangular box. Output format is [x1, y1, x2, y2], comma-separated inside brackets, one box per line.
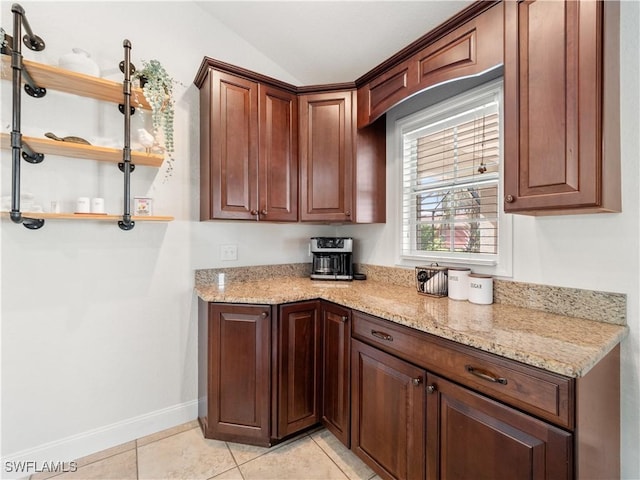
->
[310, 237, 353, 280]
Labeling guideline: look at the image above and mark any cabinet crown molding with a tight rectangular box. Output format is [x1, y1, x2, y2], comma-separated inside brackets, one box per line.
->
[194, 57, 355, 94]
[354, 0, 501, 86]
[193, 1, 498, 93]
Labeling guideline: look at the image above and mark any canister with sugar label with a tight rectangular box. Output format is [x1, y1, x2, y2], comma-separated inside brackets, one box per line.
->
[468, 273, 493, 305]
[448, 267, 471, 300]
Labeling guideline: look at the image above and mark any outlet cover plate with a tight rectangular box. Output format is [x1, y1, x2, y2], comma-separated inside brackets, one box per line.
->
[220, 244, 238, 261]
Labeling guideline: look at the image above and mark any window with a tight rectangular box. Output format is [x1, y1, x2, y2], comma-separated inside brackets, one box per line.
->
[398, 79, 510, 271]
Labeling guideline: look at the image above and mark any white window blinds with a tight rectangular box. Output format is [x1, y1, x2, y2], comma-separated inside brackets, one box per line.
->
[401, 83, 501, 260]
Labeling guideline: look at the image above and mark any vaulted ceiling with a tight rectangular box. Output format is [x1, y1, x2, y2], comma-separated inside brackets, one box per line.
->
[195, 1, 474, 85]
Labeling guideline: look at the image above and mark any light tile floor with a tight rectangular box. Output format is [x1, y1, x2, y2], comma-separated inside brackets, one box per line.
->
[31, 421, 379, 480]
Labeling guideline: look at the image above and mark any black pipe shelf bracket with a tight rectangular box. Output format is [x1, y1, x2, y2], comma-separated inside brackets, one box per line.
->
[9, 3, 46, 230]
[5, 8, 146, 231]
[118, 39, 135, 231]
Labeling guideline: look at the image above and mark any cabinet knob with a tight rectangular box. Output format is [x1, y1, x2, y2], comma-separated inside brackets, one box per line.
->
[427, 385, 436, 394]
[250, 209, 259, 216]
[341, 316, 348, 323]
[345, 211, 351, 217]
[412, 377, 423, 386]
[261, 311, 269, 318]
[505, 194, 515, 203]
[260, 209, 268, 216]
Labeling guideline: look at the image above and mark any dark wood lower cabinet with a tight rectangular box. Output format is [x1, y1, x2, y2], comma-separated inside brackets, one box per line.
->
[274, 301, 321, 439]
[427, 374, 572, 480]
[320, 302, 351, 446]
[201, 303, 272, 446]
[199, 301, 616, 479]
[351, 339, 426, 480]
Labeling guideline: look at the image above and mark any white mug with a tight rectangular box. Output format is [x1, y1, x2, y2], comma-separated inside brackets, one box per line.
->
[76, 197, 90, 213]
[91, 197, 105, 214]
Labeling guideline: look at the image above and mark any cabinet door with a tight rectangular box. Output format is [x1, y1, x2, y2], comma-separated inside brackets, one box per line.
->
[207, 304, 271, 446]
[320, 302, 351, 446]
[274, 301, 321, 438]
[357, 2, 503, 128]
[426, 374, 572, 480]
[299, 91, 354, 222]
[351, 339, 425, 480]
[259, 85, 298, 222]
[204, 70, 258, 220]
[504, 0, 609, 213]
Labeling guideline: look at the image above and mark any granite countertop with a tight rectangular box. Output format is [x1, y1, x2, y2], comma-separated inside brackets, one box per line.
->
[195, 277, 628, 378]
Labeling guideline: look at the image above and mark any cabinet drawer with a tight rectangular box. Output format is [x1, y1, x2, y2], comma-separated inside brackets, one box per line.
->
[352, 311, 574, 429]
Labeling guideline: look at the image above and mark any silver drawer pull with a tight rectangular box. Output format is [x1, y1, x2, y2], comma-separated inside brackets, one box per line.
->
[465, 365, 508, 385]
[371, 330, 393, 342]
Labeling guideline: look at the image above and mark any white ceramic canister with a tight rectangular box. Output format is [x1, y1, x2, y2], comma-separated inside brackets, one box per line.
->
[447, 267, 471, 300]
[91, 197, 105, 214]
[468, 273, 494, 305]
[76, 197, 90, 213]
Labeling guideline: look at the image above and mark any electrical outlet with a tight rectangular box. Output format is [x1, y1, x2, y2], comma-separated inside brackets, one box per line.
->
[220, 244, 238, 261]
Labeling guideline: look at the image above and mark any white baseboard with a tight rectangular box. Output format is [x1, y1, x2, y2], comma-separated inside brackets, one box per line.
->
[1, 400, 198, 480]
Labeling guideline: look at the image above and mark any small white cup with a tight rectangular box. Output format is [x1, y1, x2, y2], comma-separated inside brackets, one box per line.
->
[76, 197, 90, 213]
[50, 200, 61, 213]
[91, 197, 105, 214]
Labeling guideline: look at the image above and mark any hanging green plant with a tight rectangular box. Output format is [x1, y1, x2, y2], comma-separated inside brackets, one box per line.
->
[133, 59, 175, 155]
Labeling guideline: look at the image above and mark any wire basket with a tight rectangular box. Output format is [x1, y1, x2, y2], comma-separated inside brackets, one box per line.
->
[415, 264, 448, 297]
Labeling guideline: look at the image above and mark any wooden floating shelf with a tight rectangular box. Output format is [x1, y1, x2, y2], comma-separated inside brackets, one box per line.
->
[1, 56, 151, 109]
[2, 212, 174, 222]
[0, 133, 164, 167]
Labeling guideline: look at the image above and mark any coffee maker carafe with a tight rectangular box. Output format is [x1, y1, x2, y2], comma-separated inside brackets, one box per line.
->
[310, 237, 353, 281]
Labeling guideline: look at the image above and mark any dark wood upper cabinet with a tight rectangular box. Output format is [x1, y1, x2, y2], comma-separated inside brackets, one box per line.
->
[503, 0, 620, 214]
[298, 90, 386, 224]
[356, 2, 503, 128]
[197, 0, 621, 222]
[320, 302, 351, 447]
[259, 84, 298, 222]
[426, 374, 572, 480]
[196, 59, 385, 224]
[299, 91, 354, 222]
[198, 64, 298, 222]
[274, 301, 321, 439]
[200, 70, 258, 220]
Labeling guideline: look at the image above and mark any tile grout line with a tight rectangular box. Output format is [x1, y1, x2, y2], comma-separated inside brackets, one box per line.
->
[213, 442, 245, 480]
[50, 423, 193, 479]
[308, 433, 351, 480]
[224, 441, 240, 469]
[137, 425, 201, 448]
[135, 440, 140, 480]
[308, 431, 379, 480]
[225, 432, 306, 468]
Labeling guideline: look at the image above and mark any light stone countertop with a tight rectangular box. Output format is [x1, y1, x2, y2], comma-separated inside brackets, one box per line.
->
[195, 277, 628, 378]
